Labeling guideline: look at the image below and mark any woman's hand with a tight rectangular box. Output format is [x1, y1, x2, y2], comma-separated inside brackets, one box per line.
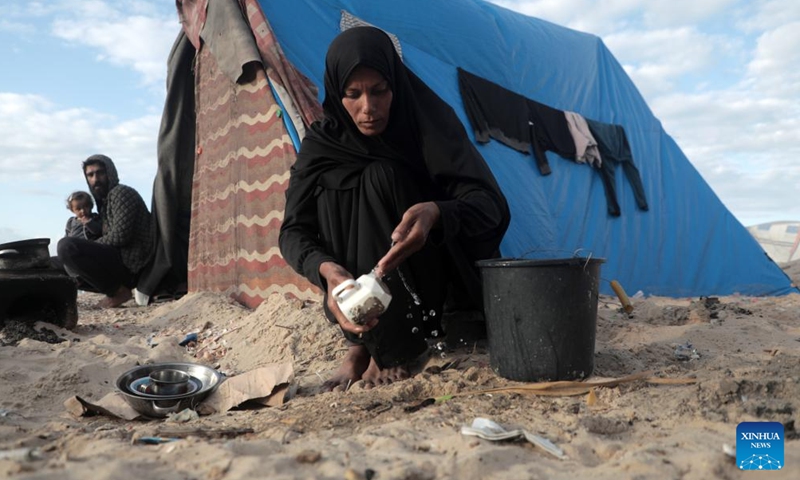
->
[374, 202, 440, 278]
[320, 261, 379, 335]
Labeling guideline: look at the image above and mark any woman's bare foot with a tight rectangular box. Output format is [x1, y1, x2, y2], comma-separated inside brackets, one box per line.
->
[322, 344, 370, 392]
[97, 286, 132, 308]
[361, 357, 410, 389]
[361, 349, 431, 389]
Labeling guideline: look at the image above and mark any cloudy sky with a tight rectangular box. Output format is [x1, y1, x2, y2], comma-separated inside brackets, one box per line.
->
[1, 0, 798, 253]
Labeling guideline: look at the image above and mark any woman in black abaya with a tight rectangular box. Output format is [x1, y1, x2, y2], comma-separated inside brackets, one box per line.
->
[279, 26, 510, 390]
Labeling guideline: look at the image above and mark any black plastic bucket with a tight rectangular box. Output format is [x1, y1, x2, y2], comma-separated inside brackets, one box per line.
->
[476, 257, 605, 382]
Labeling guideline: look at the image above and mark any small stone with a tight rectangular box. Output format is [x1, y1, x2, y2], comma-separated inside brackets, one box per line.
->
[344, 468, 364, 480]
[718, 379, 739, 395]
[295, 449, 321, 464]
[283, 293, 305, 310]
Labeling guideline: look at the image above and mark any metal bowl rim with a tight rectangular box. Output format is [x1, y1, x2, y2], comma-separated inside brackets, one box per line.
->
[115, 362, 224, 400]
[128, 376, 202, 398]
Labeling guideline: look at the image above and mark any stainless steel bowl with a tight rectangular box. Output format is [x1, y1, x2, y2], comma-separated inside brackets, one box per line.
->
[115, 362, 225, 418]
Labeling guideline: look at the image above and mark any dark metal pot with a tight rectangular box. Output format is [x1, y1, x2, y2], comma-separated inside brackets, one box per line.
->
[115, 363, 225, 418]
[0, 238, 51, 270]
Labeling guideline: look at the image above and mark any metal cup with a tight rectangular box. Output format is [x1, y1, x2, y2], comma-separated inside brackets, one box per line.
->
[148, 369, 191, 396]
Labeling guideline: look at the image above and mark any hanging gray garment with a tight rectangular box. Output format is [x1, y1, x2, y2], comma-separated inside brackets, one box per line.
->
[201, 0, 262, 83]
[564, 111, 602, 168]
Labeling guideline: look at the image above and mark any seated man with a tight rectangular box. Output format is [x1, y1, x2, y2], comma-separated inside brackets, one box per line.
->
[57, 154, 153, 308]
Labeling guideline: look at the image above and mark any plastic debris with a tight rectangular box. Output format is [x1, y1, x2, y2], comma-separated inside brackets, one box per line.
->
[133, 288, 149, 306]
[674, 341, 701, 361]
[0, 448, 42, 462]
[135, 437, 180, 445]
[722, 443, 736, 458]
[167, 408, 200, 423]
[460, 417, 566, 459]
[179, 332, 198, 347]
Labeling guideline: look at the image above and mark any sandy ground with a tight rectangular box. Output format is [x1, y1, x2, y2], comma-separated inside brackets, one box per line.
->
[1, 261, 799, 480]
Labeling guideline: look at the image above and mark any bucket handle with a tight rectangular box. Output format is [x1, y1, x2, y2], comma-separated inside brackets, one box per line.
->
[516, 248, 595, 271]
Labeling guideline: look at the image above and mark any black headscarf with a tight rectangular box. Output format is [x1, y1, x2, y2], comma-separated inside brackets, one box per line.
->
[291, 26, 505, 203]
[287, 28, 412, 193]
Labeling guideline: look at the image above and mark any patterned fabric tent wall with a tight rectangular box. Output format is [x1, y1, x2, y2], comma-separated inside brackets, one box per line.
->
[183, 0, 322, 307]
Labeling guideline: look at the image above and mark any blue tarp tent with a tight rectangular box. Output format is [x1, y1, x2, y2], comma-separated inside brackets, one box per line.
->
[173, 0, 796, 299]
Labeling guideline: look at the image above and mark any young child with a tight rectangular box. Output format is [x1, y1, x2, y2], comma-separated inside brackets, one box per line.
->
[64, 191, 103, 240]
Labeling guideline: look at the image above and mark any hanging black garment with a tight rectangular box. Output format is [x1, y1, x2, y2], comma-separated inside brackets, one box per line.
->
[279, 27, 510, 368]
[585, 119, 649, 216]
[137, 31, 196, 297]
[457, 67, 576, 175]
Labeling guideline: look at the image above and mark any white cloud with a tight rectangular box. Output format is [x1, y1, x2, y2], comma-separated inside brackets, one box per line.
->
[24, 1, 62, 17]
[651, 87, 800, 224]
[0, 93, 159, 184]
[2, 0, 179, 87]
[491, 0, 641, 34]
[746, 22, 800, 97]
[491, 0, 735, 33]
[639, 0, 736, 26]
[738, 0, 800, 32]
[654, 90, 794, 159]
[0, 19, 36, 35]
[52, 14, 178, 86]
[606, 27, 735, 96]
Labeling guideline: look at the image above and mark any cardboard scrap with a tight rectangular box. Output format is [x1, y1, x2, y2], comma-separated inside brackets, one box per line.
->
[65, 363, 294, 420]
[65, 392, 143, 421]
[202, 363, 294, 413]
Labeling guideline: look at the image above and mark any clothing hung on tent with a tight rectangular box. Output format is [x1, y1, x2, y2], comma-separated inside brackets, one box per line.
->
[457, 67, 575, 176]
[457, 67, 648, 217]
[585, 119, 649, 216]
[564, 111, 601, 168]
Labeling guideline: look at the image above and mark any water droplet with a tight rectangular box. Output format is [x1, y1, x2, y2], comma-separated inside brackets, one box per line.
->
[406, 313, 413, 319]
[440, 352, 447, 359]
[411, 327, 419, 334]
[422, 316, 428, 322]
[429, 310, 436, 317]
[431, 330, 439, 337]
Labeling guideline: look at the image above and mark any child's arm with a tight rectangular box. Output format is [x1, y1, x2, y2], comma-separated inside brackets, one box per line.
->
[84, 214, 103, 240]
